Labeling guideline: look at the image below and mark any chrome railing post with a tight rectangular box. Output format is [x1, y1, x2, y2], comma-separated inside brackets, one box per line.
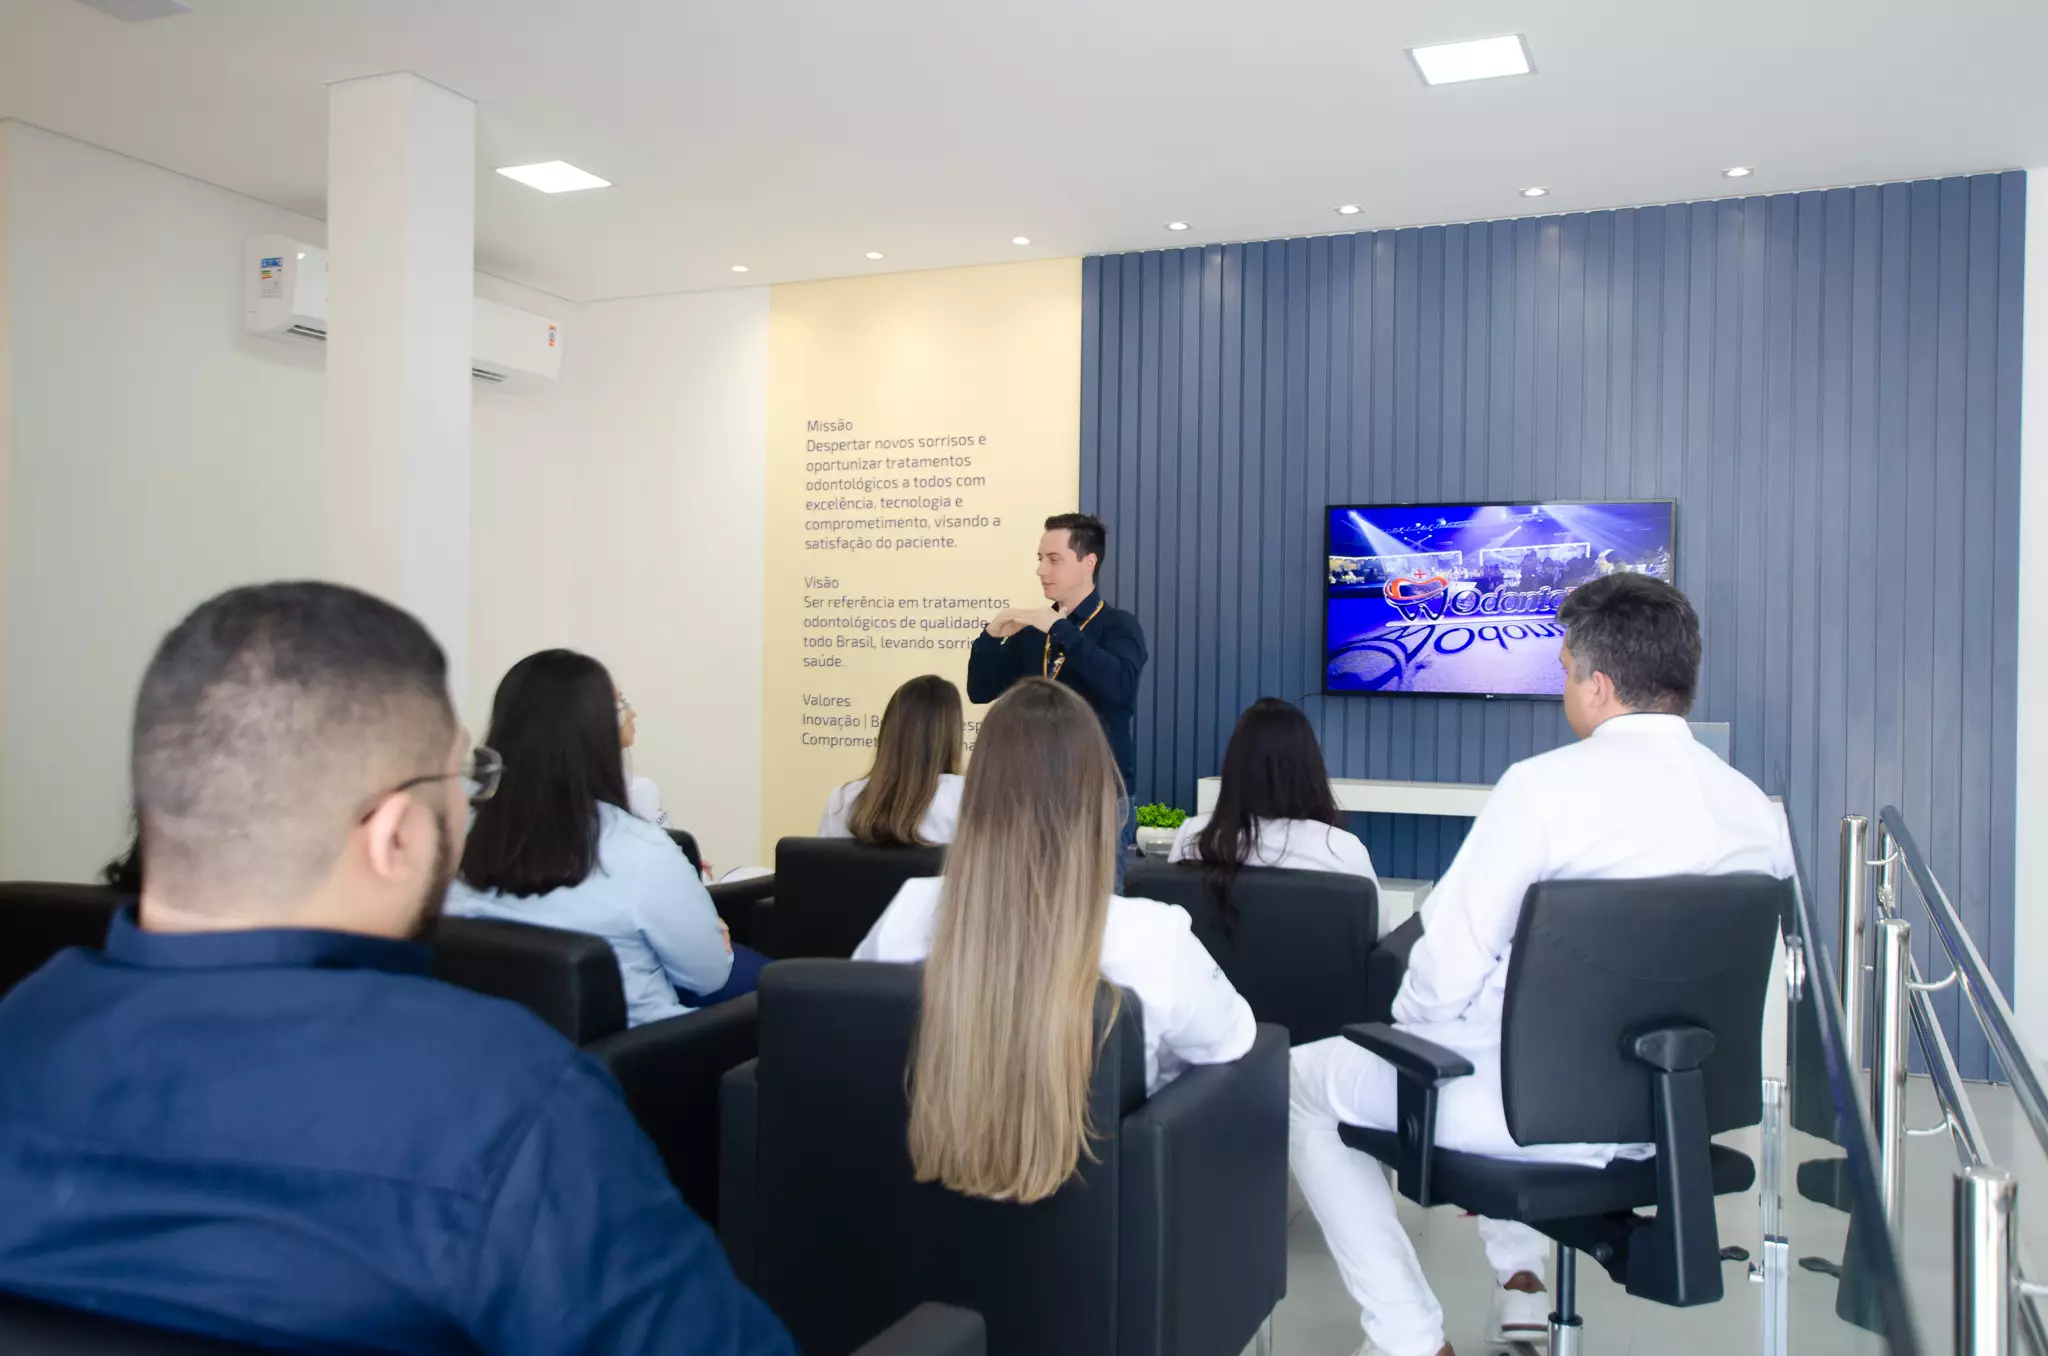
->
[1757, 1076, 1789, 1356]
[1841, 814, 1871, 1068]
[1873, 916, 1911, 1226]
[1877, 817, 1900, 916]
[1956, 1165, 2016, 1356]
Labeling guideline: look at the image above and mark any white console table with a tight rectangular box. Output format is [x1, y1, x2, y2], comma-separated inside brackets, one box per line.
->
[1195, 776, 1494, 819]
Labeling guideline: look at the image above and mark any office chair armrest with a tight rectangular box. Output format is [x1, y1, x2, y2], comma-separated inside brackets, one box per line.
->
[1362, 915, 1423, 1024]
[850, 1304, 987, 1356]
[585, 996, 758, 1226]
[706, 876, 775, 949]
[718, 1059, 761, 1283]
[1120, 1024, 1290, 1354]
[1342, 1023, 1475, 1082]
[1342, 1023, 1472, 1207]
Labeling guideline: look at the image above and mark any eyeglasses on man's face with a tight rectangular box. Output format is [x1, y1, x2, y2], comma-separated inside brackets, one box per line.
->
[359, 745, 504, 824]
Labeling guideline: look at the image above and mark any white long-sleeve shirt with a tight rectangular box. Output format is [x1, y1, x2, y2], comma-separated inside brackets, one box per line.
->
[1167, 814, 1378, 883]
[853, 877, 1257, 1093]
[446, 804, 732, 1027]
[1394, 711, 1793, 1091]
[818, 774, 964, 844]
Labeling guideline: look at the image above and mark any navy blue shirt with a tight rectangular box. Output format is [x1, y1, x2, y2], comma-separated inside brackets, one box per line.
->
[0, 910, 793, 1356]
[968, 590, 1148, 790]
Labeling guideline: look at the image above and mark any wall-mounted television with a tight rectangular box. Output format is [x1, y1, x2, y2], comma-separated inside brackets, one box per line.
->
[1324, 500, 1676, 698]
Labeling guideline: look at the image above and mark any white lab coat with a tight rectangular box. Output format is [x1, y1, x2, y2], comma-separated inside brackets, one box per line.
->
[818, 774, 965, 845]
[1288, 712, 1797, 1356]
[854, 876, 1256, 1093]
[1167, 814, 1378, 883]
[1390, 711, 1795, 1153]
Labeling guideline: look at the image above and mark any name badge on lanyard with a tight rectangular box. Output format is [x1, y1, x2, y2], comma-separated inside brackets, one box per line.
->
[1044, 599, 1107, 681]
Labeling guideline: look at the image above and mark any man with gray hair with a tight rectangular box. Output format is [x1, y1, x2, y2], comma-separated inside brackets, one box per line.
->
[1287, 573, 1793, 1356]
[0, 582, 792, 1355]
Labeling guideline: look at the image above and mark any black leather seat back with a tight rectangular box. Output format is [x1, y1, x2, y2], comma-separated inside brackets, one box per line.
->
[427, 915, 627, 1044]
[1124, 862, 1377, 1045]
[769, 839, 945, 958]
[750, 959, 1144, 1356]
[0, 883, 127, 998]
[1499, 873, 1789, 1147]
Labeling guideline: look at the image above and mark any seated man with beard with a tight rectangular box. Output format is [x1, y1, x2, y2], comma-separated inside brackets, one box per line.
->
[0, 582, 791, 1356]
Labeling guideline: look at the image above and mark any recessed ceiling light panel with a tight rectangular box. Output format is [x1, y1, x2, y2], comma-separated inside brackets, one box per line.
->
[730, 265, 749, 273]
[1520, 186, 1549, 198]
[1012, 236, 1032, 246]
[495, 161, 611, 194]
[1723, 166, 1755, 178]
[865, 252, 885, 260]
[1336, 204, 1363, 216]
[73, 0, 191, 20]
[1166, 221, 1191, 232]
[1408, 34, 1533, 86]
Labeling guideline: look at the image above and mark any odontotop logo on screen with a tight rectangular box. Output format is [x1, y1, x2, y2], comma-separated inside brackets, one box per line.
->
[1386, 575, 1569, 624]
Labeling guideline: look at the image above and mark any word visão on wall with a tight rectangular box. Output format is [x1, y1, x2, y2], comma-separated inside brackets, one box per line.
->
[1082, 174, 2024, 1080]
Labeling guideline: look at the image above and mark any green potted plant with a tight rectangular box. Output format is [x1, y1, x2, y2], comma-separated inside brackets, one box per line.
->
[1133, 803, 1188, 859]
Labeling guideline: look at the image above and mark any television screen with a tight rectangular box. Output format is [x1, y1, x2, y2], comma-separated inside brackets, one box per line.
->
[1324, 500, 1676, 697]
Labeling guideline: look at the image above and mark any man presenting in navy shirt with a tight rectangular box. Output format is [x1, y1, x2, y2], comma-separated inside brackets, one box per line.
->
[0, 582, 793, 1355]
[970, 513, 1148, 843]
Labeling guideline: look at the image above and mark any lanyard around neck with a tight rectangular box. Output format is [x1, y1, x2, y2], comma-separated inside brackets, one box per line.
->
[1044, 599, 1107, 679]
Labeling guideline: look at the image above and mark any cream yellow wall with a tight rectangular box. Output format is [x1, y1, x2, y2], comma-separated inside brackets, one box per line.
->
[761, 260, 1082, 857]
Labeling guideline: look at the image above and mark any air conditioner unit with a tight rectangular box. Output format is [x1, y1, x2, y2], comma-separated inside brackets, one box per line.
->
[242, 234, 561, 388]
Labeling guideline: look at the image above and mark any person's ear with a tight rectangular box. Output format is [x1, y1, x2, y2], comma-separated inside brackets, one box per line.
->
[361, 793, 421, 887]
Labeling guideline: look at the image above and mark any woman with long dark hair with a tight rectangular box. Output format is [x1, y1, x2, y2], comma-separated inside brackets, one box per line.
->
[853, 679, 1254, 1203]
[448, 649, 758, 1023]
[1170, 698, 1376, 888]
[819, 675, 965, 846]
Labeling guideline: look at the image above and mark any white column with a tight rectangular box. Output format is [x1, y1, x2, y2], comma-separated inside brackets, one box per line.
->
[2016, 167, 2048, 1055]
[325, 73, 475, 698]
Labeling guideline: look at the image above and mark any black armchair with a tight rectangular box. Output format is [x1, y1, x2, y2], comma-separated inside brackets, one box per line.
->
[720, 959, 1288, 1356]
[1338, 874, 1788, 1349]
[758, 838, 944, 959]
[0, 882, 126, 997]
[1123, 861, 1378, 1044]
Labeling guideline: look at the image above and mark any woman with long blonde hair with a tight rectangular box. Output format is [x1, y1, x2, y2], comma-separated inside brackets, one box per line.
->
[853, 678, 1255, 1203]
[818, 675, 965, 846]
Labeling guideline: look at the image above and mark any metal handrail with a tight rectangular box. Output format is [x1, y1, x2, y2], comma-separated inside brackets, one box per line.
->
[1878, 806, 2048, 1164]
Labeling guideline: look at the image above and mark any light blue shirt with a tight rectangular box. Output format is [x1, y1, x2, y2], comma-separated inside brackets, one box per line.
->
[446, 803, 732, 1027]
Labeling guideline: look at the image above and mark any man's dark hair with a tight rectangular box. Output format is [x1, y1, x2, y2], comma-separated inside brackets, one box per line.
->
[1045, 513, 1106, 574]
[1556, 573, 1701, 714]
[133, 582, 455, 902]
[460, 649, 630, 896]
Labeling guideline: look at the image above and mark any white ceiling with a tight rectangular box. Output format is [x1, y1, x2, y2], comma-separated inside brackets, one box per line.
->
[4, 0, 2047, 303]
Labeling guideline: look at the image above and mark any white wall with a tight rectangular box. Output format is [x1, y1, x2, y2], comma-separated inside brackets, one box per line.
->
[469, 288, 769, 872]
[0, 123, 14, 862]
[2017, 166, 2048, 1056]
[0, 121, 334, 879]
[0, 121, 771, 882]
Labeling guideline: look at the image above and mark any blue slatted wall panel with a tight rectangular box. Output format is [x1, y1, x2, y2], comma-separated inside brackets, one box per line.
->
[1079, 174, 2025, 1080]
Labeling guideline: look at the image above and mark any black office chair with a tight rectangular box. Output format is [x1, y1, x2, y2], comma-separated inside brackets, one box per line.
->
[0, 882, 127, 997]
[0, 1289, 985, 1355]
[428, 915, 629, 1041]
[721, 959, 1289, 1356]
[759, 838, 945, 959]
[1123, 861, 1378, 1044]
[1339, 874, 1788, 1352]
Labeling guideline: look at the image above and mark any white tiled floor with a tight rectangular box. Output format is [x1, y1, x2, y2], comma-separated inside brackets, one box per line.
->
[1251, 1075, 2044, 1355]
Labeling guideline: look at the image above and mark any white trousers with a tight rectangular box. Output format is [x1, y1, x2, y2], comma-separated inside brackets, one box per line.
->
[1289, 1035, 1553, 1356]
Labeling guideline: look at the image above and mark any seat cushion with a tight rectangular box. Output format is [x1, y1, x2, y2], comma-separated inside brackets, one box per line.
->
[1338, 1125, 1755, 1222]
